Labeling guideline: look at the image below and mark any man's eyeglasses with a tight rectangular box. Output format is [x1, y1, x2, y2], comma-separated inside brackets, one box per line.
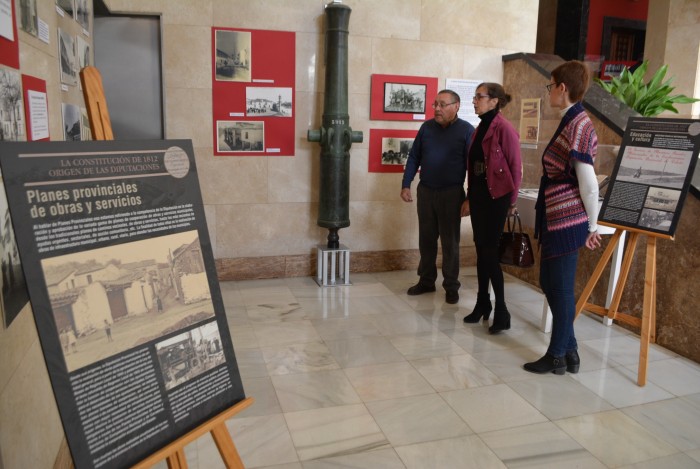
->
[546, 82, 559, 93]
[432, 101, 457, 109]
[472, 94, 491, 101]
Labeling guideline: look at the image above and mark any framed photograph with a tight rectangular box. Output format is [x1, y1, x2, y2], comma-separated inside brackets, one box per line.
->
[215, 30, 251, 82]
[368, 128, 418, 173]
[383, 82, 426, 114]
[0, 66, 25, 141]
[58, 28, 78, 86]
[56, 0, 74, 18]
[246, 87, 292, 117]
[18, 0, 38, 37]
[371, 74, 438, 122]
[599, 117, 700, 237]
[61, 102, 80, 141]
[75, 0, 90, 31]
[216, 120, 264, 152]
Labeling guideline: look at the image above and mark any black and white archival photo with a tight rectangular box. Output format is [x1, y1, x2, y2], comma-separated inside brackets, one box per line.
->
[56, 0, 74, 18]
[217, 120, 264, 152]
[644, 187, 681, 212]
[215, 30, 251, 82]
[616, 146, 691, 189]
[75, 0, 90, 31]
[381, 137, 413, 165]
[58, 28, 78, 86]
[0, 170, 29, 328]
[80, 107, 91, 140]
[639, 208, 674, 232]
[156, 321, 226, 391]
[61, 103, 81, 141]
[246, 87, 292, 117]
[76, 35, 90, 70]
[0, 67, 26, 142]
[383, 82, 426, 113]
[42, 230, 214, 372]
[18, 0, 38, 36]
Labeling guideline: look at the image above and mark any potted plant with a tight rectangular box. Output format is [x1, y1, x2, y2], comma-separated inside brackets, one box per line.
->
[595, 60, 698, 117]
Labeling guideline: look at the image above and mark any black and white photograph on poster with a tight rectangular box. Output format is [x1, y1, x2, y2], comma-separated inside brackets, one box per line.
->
[0, 169, 30, 328]
[0, 66, 26, 142]
[75, 0, 90, 31]
[56, 0, 74, 18]
[599, 117, 700, 236]
[644, 187, 681, 212]
[58, 28, 78, 86]
[383, 82, 426, 113]
[381, 137, 413, 166]
[0, 140, 245, 469]
[615, 145, 691, 189]
[215, 30, 251, 82]
[43, 230, 215, 373]
[216, 120, 264, 152]
[639, 208, 674, 232]
[18, 0, 39, 37]
[246, 87, 292, 117]
[156, 321, 225, 391]
[62, 102, 81, 141]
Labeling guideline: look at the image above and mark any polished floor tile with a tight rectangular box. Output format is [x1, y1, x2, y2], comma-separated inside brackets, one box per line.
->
[555, 410, 678, 467]
[168, 270, 699, 468]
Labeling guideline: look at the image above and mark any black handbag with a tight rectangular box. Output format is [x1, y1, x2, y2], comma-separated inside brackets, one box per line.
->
[499, 213, 535, 268]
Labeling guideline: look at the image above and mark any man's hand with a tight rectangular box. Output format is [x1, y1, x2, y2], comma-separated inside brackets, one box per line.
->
[460, 200, 470, 217]
[400, 187, 413, 202]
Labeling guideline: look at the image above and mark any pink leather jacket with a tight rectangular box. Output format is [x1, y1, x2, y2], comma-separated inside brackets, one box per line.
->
[466, 112, 522, 205]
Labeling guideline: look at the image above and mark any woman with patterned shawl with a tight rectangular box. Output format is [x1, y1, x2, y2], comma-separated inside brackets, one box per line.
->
[524, 61, 602, 375]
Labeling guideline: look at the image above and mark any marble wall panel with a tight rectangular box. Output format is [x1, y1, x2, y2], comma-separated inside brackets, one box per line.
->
[195, 151, 268, 205]
[163, 24, 212, 89]
[211, 0, 323, 33]
[371, 37, 464, 79]
[268, 148, 318, 204]
[343, 0, 421, 40]
[347, 201, 417, 252]
[164, 87, 212, 147]
[296, 32, 324, 93]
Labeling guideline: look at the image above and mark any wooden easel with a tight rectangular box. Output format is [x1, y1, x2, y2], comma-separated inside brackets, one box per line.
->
[575, 221, 673, 386]
[80, 66, 114, 140]
[80, 66, 254, 468]
[132, 398, 254, 469]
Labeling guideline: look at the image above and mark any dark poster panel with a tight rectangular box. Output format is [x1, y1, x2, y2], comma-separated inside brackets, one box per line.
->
[599, 117, 700, 237]
[0, 140, 245, 469]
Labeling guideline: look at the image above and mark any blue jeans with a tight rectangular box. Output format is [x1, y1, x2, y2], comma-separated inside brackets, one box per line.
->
[540, 251, 578, 357]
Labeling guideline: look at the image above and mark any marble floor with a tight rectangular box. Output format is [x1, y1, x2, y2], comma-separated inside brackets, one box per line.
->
[159, 268, 700, 468]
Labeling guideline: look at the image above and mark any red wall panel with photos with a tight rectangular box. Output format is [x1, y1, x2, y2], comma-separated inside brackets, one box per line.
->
[212, 27, 295, 156]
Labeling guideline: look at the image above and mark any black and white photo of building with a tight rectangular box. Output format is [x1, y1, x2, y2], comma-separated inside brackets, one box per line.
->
[61, 103, 81, 141]
[215, 30, 251, 82]
[58, 28, 78, 86]
[246, 87, 292, 117]
[18, 0, 38, 37]
[217, 120, 264, 152]
[56, 0, 74, 18]
[0, 67, 25, 142]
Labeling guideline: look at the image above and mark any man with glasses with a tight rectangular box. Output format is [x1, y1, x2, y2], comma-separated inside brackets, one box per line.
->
[401, 89, 474, 304]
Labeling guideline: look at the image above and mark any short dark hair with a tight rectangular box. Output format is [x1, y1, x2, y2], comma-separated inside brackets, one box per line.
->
[551, 60, 591, 102]
[477, 83, 511, 111]
[437, 89, 460, 104]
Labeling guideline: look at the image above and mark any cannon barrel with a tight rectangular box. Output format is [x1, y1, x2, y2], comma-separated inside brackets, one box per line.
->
[308, 1, 363, 249]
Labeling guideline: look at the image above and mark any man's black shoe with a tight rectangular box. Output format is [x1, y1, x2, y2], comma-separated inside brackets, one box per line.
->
[407, 283, 436, 296]
[445, 290, 459, 304]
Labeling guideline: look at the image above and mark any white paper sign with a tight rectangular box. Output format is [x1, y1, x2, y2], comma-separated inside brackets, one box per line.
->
[445, 78, 481, 127]
[27, 90, 49, 141]
[0, 0, 14, 41]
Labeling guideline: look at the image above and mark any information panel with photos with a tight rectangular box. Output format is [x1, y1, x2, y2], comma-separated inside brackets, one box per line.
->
[0, 140, 245, 469]
[599, 117, 700, 236]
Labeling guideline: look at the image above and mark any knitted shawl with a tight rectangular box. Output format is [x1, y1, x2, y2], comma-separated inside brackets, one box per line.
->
[535, 102, 597, 259]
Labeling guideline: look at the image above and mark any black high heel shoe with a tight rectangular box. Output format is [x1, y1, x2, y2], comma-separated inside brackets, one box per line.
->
[566, 349, 580, 373]
[463, 294, 492, 323]
[488, 303, 510, 334]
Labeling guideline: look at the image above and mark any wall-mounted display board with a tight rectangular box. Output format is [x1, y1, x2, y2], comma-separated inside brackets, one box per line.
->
[0, 140, 245, 468]
[0, 0, 19, 69]
[368, 128, 417, 173]
[370, 74, 438, 122]
[599, 117, 700, 237]
[212, 27, 295, 156]
[22, 74, 50, 141]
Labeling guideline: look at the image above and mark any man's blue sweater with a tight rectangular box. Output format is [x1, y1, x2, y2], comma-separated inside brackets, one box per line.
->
[402, 118, 474, 190]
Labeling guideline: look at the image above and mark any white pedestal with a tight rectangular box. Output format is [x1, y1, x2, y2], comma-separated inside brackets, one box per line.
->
[315, 244, 351, 287]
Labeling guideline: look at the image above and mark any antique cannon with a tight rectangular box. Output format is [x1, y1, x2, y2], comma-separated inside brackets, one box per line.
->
[308, 1, 363, 249]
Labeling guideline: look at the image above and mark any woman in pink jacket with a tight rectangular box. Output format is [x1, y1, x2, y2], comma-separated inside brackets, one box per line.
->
[461, 83, 522, 333]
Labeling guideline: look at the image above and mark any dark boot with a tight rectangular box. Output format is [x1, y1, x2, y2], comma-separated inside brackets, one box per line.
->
[523, 354, 567, 375]
[488, 303, 511, 334]
[463, 293, 492, 323]
[566, 349, 580, 374]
